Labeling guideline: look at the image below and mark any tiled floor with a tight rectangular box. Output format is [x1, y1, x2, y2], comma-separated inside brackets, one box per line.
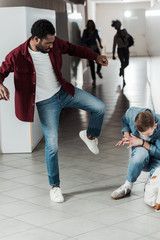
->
[0, 57, 159, 240]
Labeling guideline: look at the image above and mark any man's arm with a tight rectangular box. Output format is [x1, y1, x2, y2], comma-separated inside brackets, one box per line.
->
[0, 53, 14, 83]
[149, 139, 160, 159]
[136, 136, 160, 156]
[116, 109, 132, 147]
[112, 36, 116, 60]
[121, 110, 131, 134]
[56, 36, 108, 67]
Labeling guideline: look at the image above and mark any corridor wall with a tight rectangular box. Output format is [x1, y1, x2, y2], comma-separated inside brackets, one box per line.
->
[146, 2, 160, 113]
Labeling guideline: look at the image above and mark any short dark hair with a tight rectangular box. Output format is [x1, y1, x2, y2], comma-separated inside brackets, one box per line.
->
[111, 20, 121, 27]
[135, 110, 155, 132]
[31, 19, 55, 40]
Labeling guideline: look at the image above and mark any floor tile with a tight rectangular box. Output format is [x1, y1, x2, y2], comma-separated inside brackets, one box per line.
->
[0, 200, 43, 217]
[44, 216, 103, 237]
[15, 207, 73, 226]
[0, 219, 33, 238]
[114, 215, 160, 235]
[75, 226, 142, 240]
[0, 228, 67, 240]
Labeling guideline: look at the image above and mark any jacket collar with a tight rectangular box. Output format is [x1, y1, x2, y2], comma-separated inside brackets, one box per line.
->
[21, 37, 56, 57]
[21, 37, 33, 62]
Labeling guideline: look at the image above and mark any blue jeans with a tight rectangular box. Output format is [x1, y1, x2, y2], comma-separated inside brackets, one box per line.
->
[36, 87, 106, 186]
[126, 147, 160, 182]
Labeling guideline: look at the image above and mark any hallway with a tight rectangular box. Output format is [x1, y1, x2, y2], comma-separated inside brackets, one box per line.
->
[0, 57, 159, 240]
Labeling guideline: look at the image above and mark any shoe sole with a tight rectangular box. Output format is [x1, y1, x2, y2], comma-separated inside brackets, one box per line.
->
[50, 199, 64, 203]
[50, 196, 64, 203]
[110, 191, 131, 200]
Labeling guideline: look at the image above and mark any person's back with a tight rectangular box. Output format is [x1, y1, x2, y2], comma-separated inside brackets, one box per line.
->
[113, 29, 129, 49]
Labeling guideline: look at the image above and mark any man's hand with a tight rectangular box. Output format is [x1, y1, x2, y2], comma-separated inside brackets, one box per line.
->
[96, 55, 108, 66]
[0, 84, 10, 101]
[127, 134, 143, 149]
[112, 55, 116, 60]
[115, 133, 143, 149]
[115, 135, 130, 147]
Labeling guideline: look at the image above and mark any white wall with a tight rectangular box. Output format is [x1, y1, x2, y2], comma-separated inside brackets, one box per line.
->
[146, 2, 160, 113]
[96, 2, 150, 56]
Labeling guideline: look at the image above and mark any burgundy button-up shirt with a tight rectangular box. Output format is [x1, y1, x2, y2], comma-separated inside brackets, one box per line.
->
[0, 36, 98, 122]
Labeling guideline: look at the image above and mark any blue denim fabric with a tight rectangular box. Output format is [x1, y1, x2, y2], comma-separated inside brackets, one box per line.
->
[36, 87, 105, 186]
[122, 107, 160, 182]
[126, 147, 160, 182]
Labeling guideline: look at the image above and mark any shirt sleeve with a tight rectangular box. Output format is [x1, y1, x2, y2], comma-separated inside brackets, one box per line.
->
[121, 109, 131, 134]
[149, 139, 160, 159]
[0, 53, 14, 83]
[56, 36, 98, 61]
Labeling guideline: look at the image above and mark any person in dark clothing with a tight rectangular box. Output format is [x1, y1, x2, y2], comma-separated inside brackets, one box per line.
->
[82, 20, 103, 87]
[111, 19, 130, 87]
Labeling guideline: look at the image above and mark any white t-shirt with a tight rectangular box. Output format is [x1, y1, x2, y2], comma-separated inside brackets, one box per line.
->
[28, 48, 61, 103]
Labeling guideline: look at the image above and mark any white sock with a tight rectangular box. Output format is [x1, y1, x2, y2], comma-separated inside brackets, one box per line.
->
[124, 180, 133, 190]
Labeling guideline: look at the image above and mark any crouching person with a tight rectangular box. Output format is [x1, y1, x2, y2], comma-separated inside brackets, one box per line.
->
[111, 107, 160, 200]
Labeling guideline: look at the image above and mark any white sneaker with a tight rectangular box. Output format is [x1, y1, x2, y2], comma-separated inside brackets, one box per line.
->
[79, 130, 99, 154]
[50, 187, 64, 203]
[111, 184, 131, 200]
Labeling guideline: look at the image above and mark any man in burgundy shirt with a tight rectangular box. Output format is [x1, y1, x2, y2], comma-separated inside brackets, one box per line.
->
[0, 19, 108, 202]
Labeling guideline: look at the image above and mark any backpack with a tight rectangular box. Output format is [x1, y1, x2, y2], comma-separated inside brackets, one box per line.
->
[127, 34, 134, 47]
[121, 29, 134, 48]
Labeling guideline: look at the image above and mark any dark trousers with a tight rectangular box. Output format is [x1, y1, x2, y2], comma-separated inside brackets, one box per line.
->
[117, 47, 129, 74]
[88, 48, 102, 81]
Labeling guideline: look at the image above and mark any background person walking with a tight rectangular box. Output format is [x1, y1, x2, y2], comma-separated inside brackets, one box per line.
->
[111, 19, 130, 87]
[82, 20, 103, 87]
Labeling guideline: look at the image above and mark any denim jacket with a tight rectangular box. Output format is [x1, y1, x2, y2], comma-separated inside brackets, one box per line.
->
[121, 107, 160, 159]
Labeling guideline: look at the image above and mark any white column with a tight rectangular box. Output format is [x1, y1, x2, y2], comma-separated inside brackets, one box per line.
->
[86, 0, 96, 21]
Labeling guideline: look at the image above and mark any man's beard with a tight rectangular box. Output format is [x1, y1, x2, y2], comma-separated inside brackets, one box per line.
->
[36, 44, 49, 53]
